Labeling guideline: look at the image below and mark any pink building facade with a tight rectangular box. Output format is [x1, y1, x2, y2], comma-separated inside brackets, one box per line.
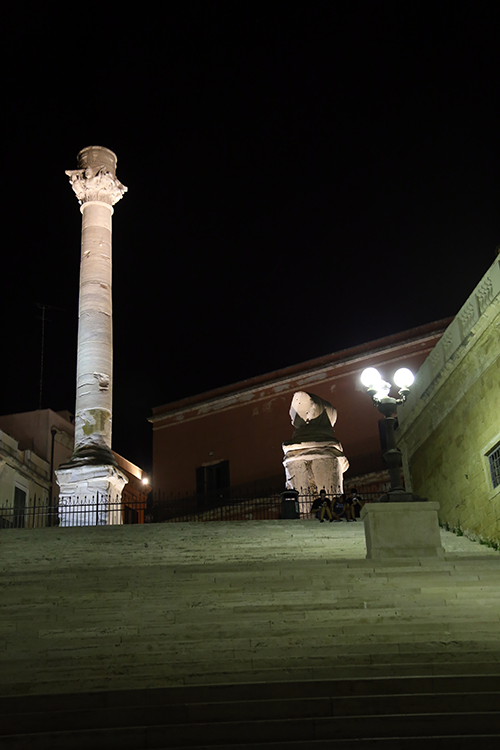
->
[151, 320, 451, 499]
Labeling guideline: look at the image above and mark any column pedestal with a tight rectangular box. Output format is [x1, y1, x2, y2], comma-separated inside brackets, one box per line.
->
[361, 501, 444, 559]
[56, 464, 128, 527]
[282, 441, 349, 494]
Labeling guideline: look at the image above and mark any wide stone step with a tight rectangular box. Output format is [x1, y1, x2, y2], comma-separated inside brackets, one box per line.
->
[150, 741, 500, 750]
[3, 690, 500, 736]
[3, 646, 500, 698]
[149, 739, 500, 750]
[2, 676, 500, 747]
[2, 712, 500, 749]
[4, 628, 500, 695]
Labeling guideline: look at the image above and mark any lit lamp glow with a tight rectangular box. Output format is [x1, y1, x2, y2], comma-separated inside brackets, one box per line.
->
[360, 367, 382, 389]
[394, 367, 415, 389]
[361, 367, 414, 404]
[360, 367, 391, 400]
[360, 365, 415, 497]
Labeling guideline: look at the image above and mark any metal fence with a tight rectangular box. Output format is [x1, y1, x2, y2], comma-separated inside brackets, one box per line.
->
[0, 493, 148, 529]
[0, 493, 50, 529]
[151, 485, 388, 523]
[1, 483, 390, 528]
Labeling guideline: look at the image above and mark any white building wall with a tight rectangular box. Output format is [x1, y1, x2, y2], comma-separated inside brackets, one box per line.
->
[0, 430, 51, 528]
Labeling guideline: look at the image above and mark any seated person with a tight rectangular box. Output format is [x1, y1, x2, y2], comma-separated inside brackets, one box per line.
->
[311, 489, 334, 522]
[348, 488, 364, 519]
[332, 494, 355, 521]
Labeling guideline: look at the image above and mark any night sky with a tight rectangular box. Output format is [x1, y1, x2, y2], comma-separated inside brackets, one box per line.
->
[2, 4, 499, 473]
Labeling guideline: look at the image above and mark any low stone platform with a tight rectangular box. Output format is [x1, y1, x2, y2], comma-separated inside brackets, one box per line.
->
[1, 520, 500, 697]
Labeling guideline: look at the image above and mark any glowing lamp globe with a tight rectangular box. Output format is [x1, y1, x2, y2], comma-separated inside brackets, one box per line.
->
[393, 368, 415, 389]
[360, 367, 382, 389]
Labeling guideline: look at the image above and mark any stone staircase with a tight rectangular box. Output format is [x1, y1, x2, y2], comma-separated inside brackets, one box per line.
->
[1, 520, 500, 746]
[1, 675, 500, 748]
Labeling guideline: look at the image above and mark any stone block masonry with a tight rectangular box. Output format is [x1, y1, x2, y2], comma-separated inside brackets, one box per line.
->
[397, 257, 500, 547]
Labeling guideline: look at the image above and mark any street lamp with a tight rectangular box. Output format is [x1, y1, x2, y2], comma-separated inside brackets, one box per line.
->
[360, 366, 422, 501]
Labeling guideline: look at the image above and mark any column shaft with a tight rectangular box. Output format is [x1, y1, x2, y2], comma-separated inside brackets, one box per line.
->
[75, 201, 114, 451]
[55, 146, 128, 526]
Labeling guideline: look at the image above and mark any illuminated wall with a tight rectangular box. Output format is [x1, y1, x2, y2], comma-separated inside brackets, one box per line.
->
[397, 257, 500, 546]
[0, 430, 50, 528]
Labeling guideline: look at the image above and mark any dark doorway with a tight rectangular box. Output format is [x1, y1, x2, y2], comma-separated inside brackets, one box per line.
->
[14, 487, 27, 528]
[196, 460, 230, 496]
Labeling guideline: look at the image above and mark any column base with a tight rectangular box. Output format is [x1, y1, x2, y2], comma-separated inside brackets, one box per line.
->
[360, 501, 444, 559]
[55, 464, 128, 527]
[282, 441, 349, 494]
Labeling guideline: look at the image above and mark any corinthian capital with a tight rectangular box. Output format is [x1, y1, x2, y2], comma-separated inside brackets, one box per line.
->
[66, 165, 128, 206]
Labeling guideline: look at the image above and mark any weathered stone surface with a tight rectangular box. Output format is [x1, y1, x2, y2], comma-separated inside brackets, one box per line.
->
[397, 257, 500, 547]
[65, 145, 127, 206]
[283, 391, 349, 493]
[55, 463, 128, 526]
[283, 441, 349, 494]
[285, 391, 339, 443]
[1, 521, 499, 696]
[55, 147, 128, 523]
[361, 501, 444, 559]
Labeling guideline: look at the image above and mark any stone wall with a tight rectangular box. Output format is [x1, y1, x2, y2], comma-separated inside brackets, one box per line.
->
[397, 257, 500, 546]
[0, 430, 50, 527]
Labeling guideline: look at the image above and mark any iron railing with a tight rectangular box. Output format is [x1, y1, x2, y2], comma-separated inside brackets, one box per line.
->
[151, 485, 388, 523]
[1, 483, 390, 528]
[0, 493, 149, 529]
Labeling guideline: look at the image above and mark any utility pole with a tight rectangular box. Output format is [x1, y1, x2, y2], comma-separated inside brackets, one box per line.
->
[36, 302, 65, 410]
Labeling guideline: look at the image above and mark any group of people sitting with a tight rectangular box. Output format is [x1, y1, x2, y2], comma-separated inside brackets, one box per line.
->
[311, 488, 364, 523]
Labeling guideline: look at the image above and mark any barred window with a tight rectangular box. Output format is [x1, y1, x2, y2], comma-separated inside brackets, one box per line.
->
[488, 445, 500, 489]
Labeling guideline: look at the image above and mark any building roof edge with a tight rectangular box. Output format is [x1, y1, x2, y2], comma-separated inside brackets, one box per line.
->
[150, 318, 453, 423]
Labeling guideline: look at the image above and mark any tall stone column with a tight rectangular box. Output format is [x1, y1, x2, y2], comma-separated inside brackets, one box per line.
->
[56, 146, 128, 526]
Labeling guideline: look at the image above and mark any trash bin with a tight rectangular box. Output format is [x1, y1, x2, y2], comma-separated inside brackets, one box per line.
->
[280, 489, 300, 519]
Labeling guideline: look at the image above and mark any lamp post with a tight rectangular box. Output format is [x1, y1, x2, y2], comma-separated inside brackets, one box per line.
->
[358, 368, 443, 558]
[360, 367, 424, 502]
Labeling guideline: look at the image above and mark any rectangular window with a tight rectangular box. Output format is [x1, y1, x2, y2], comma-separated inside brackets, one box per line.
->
[488, 445, 500, 489]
